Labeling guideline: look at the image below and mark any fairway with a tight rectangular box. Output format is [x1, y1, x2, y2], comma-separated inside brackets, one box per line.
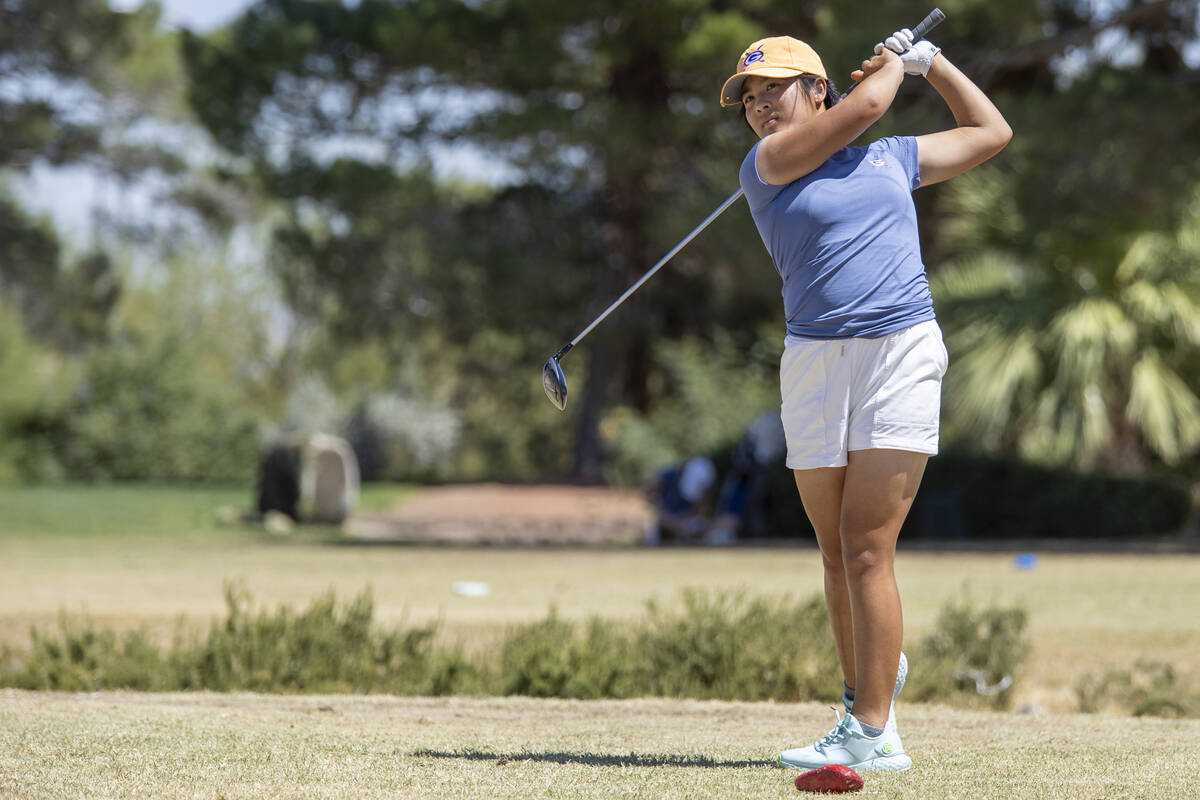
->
[3, 690, 1199, 799]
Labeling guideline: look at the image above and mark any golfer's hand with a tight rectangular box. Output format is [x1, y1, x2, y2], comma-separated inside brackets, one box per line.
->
[875, 29, 941, 77]
[876, 28, 914, 56]
[899, 40, 941, 76]
[850, 47, 901, 83]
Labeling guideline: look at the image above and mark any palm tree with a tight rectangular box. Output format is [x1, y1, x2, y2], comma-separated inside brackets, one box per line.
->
[932, 176, 1200, 476]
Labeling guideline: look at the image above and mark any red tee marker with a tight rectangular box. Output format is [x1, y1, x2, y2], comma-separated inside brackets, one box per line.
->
[794, 764, 864, 793]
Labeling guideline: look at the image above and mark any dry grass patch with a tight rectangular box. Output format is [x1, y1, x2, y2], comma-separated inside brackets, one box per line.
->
[3, 690, 1199, 800]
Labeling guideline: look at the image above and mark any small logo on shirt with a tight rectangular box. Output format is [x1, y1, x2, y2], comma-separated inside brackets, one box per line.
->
[870, 157, 888, 168]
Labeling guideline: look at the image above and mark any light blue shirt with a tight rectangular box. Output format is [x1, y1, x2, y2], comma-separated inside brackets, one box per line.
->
[739, 135, 935, 339]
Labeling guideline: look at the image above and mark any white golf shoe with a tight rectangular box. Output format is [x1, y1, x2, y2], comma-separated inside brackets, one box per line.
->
[779, 709, 912, 772]
[889, 650, 907, 728]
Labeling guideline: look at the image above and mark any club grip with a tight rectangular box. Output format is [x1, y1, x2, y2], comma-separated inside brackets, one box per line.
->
[911, 8, 945, 40]
[840, 8, 945, 96]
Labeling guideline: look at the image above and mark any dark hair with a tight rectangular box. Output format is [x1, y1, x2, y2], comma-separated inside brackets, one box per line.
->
[737, 74, 841, 131]
[801, 75, 841, 109]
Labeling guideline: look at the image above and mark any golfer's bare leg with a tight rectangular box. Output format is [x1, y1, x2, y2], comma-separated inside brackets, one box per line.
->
[839, 448, 927, 729]
[793, 467, 855, 689]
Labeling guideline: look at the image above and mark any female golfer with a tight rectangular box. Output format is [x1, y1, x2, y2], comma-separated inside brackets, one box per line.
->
[719, 29, 1010, 770]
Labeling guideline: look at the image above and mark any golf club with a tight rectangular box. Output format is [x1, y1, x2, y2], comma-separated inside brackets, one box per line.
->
[842, 7, 945, 97]
[542, 9, 946, 411]
[541, 188, 743, 411]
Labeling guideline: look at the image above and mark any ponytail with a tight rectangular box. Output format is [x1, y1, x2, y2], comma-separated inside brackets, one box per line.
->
[824, 78, 841, 108]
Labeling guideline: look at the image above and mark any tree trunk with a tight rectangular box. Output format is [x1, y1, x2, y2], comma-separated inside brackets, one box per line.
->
[569, 166, 652, 481]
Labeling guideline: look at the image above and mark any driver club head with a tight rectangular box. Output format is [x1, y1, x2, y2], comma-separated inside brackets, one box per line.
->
[542, 355, 568, 411]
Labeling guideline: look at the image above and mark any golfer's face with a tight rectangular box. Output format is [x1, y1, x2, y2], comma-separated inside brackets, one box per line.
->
[741, 75, 811, 139]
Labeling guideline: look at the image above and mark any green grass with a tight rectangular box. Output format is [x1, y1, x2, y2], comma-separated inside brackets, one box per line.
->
[0, 482, 411, 540]
[0, 483, 250, 541]
[2, 690, 1197, 800]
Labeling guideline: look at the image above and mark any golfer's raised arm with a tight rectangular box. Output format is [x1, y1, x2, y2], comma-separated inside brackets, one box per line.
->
[914, 54, 1012, 186]
[756, 50, 905, 185]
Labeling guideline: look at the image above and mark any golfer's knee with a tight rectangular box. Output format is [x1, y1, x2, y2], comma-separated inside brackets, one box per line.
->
[815, 533, 844, 574]
[841, 543, 889, 582]
[820, 547, 845, 577]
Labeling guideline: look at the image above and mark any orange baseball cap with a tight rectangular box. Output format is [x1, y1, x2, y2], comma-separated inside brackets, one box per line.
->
[720, 36, 827, 107]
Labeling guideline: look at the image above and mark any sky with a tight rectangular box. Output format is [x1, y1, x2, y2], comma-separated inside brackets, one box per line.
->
[110, 0, 256, 32]
[19, 2, 283, 245]
[21, 0, 516, 245]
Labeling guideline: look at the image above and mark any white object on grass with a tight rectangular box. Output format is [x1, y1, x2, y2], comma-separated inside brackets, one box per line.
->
[955, 670, 1013, 695]
[452, 581, 491, 598]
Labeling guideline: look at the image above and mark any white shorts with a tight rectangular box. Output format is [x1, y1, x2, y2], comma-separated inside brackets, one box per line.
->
[779, 320, 949, 470]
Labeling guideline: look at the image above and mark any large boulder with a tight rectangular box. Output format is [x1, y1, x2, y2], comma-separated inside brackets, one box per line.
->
[257, 433, 360, 524]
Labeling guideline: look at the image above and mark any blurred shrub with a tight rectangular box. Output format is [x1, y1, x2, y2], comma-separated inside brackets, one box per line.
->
[0, 306, 53, 481]
[1076, 658, 1200, 718]
[9, 615, 171, 692]
[601, 330, 780, 486]
[170, 583, 476, 694]
[905, 593, 1030, 710]
[0, 305, 89, 482]
[498, 612, 643, 699]
[3, 586, 1039, 709]
[496, 591, 838, 702]
[637, 589, 838, 701]
[1, 250, 277, 483]
[345, 393, 462, 481]
[8, 584, 477, 695]
[910, 452, 1193, 539]
[278, 376, 345, 439]
[6, 587, 1029, 708]
[61, 332, 260, 481]
[745, 450, 1192, 540]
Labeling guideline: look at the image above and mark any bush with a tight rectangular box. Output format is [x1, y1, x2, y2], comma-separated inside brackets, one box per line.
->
[498, 612, 644, 699]
[637, 590, 838, 702]
[600, 331, 781, 486]
[5, 584, 477, 695]
[910, 452, 1194, 540]
[1076, 658, 1200, 718]
[62, 332, 261, 481]
[496, 591, 838, 702]
[172, 583, 478, 694]
[1, 586, 1029, 709]
[905, 593, 1030, 710]
[745, 450, 1193, 540]
[0, 305, 76, 482]
[10, 615, 170, 692]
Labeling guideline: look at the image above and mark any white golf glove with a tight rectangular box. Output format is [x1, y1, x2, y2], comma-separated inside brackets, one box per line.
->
[874, 28, 941, 77]
[876, 28, 914, 55]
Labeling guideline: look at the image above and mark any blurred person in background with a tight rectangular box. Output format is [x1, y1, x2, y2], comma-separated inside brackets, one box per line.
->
[646, 455, 717, 545]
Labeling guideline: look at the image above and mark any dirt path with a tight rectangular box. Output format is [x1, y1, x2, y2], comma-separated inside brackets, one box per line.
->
[345, 484, 654, 545]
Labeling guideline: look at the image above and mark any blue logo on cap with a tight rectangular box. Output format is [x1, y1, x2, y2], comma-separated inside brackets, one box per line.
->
[744, 49, 765, 65]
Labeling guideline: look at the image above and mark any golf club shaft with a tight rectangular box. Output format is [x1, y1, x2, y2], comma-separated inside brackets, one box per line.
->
[552, 9, 944, 361]
[557, 187, 745, 358]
